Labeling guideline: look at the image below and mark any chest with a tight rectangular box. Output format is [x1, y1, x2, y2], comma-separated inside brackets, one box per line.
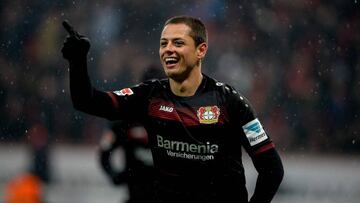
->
[145, 92, 232, 143]
[148, 91, 228, 124]
[143, 92, 242, 170]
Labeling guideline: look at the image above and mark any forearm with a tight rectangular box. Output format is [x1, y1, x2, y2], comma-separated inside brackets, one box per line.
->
[69, 58, 93, 110]
[68, 59, 118, 119]
[62, 22, 119, 119]
[250, 148, 284, 203]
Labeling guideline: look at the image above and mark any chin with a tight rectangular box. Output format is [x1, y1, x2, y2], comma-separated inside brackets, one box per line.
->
[167, 72, 187, 82]
[165, 71, 176, 78]
[164, 68, 176, 76]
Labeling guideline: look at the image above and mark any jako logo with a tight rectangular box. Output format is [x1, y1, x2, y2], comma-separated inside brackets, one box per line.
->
[159, 105, 173, 112]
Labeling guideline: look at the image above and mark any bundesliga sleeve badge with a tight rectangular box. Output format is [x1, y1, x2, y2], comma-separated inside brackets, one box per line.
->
[113, 88, 134, 96]
[242, 118, 268, 146]
[197, 106, 220, 124]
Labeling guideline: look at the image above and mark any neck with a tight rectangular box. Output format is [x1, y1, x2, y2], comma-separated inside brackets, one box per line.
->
[169, 68, 203, 97]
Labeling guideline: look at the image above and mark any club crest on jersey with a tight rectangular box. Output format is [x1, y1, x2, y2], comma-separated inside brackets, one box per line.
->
[113, 88, 134, 96]
[197, 106, 220, 124]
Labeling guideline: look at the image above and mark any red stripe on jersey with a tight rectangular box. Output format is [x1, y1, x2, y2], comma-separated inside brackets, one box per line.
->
[176, 107, 200, 126]
[148, 98, 183, 122]
[254, 142, 275, 155]
[106, 92, 119, 109]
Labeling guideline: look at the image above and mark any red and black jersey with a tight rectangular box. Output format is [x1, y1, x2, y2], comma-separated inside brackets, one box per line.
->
[71, 70, 283, 203]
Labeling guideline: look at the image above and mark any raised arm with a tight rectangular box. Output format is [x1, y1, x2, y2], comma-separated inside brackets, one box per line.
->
[61, 21, 120, 120]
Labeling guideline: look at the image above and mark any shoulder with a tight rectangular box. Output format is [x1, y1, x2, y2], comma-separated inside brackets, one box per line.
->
[110, 79, 164, 98]
[135, 78, 163, 87]
[128, 78, 166, 92]
[129, 78, 168, 97]
[139, 78, 168, 87]
[206, 74, 242, 98]
[205, 74, 252, 110]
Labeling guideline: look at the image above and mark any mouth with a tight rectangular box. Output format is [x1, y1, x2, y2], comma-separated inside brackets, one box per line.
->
[164, 57, 179, 68]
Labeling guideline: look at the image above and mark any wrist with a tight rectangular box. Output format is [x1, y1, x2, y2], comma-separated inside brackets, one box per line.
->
[68, 57, 87, 64]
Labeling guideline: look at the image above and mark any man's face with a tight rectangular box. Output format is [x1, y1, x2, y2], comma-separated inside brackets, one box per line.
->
[159, 23, 201, 80]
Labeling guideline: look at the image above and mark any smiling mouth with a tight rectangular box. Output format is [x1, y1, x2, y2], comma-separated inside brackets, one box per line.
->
[164, 57, 179, 67]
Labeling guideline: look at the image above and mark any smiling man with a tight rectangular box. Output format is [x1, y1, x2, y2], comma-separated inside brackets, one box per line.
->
[62, 16, 284, 203]
[159, 20, 207, 95]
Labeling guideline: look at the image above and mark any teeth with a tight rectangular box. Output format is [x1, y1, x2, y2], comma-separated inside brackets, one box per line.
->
[165, 58, 177, 62]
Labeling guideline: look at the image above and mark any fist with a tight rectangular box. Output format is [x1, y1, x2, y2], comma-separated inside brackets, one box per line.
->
[61, 21, 90, 61]
[61, 35, 90, 61]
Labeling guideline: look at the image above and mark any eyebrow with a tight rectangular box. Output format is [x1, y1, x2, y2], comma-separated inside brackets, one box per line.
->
[160, 37, 184, 41]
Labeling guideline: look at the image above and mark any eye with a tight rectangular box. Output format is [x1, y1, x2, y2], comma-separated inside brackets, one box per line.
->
[160, 41, 167, 47]
[174, 41, 184, 47]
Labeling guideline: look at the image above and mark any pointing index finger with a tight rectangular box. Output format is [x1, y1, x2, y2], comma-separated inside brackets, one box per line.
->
[62, 20, 79, 38]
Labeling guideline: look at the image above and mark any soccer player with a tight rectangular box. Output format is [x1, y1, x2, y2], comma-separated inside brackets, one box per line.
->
[62, 16, 284, 203]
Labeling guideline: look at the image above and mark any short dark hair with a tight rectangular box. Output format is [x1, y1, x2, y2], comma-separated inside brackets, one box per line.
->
[164, 16, 208, 47]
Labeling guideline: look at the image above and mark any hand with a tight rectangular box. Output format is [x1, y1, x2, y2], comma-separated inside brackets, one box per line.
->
[61, 20, 90, 62]
[111, 172, 128, 185]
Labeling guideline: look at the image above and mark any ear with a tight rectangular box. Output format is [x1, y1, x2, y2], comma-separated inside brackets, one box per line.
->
[196, 43, 208, 59]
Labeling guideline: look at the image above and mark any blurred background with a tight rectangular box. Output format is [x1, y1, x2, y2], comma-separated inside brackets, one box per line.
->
[0, 0, 359, 202]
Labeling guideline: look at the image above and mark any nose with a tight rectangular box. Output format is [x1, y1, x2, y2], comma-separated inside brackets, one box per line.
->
[163, 42, 175, 53]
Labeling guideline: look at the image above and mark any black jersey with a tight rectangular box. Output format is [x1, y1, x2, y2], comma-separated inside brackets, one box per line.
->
[71, 73, 280, 203]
